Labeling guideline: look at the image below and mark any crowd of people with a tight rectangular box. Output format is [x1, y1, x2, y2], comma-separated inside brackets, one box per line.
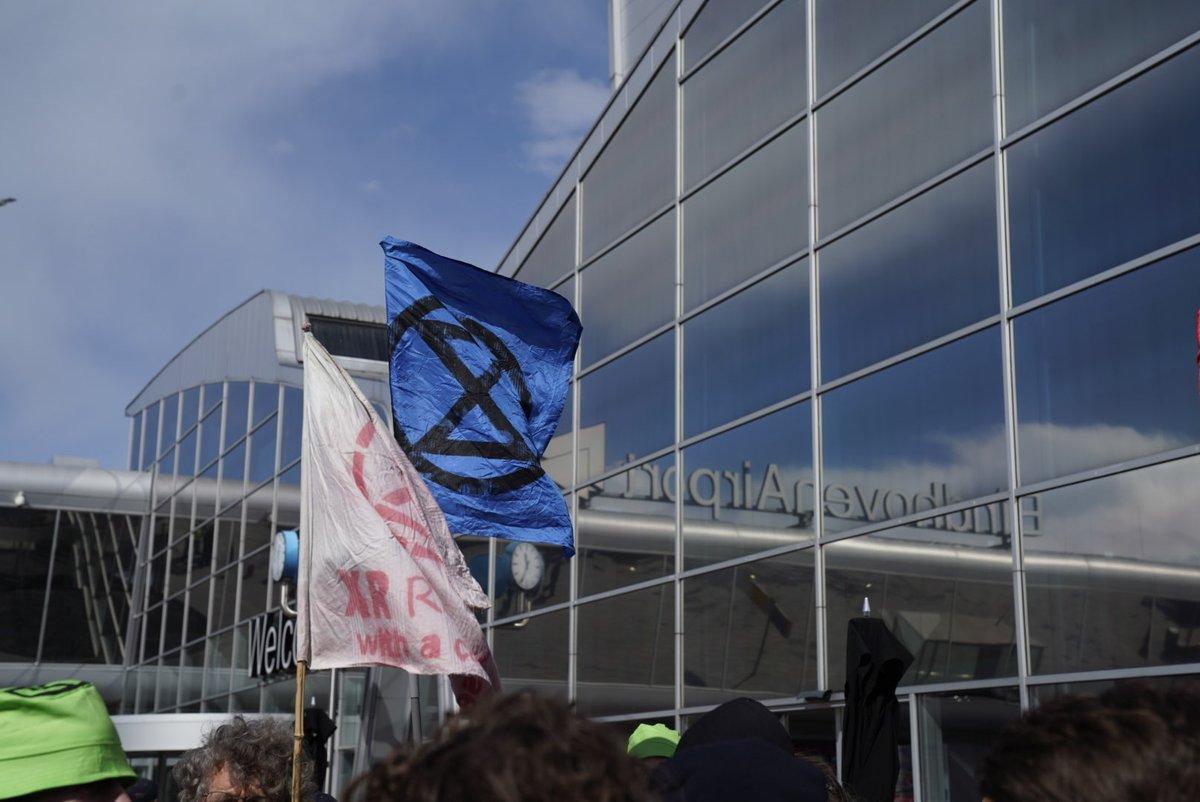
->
[3, 676, 1199, 802]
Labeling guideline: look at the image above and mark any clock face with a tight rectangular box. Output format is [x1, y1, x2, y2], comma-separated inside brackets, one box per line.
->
[510, 542, 544, 591]
[270, 531, 288, 583]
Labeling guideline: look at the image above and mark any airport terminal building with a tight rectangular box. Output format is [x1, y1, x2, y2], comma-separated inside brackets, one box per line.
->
[3, 1, 1200, 800]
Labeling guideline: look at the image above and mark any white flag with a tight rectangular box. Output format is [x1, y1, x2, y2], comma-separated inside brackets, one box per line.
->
[296, 332, 499, 705]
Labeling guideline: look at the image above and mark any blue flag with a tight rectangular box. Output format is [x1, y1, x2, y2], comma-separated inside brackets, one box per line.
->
[382, 237, 581, 556]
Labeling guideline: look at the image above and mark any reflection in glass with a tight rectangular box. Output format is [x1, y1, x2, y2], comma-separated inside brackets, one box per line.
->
[685, 261, 809, 437]
[224, 382, 250, 449]
[576, 584, 674, 716]
[222, 442, 246, 492]
[1014, 251, 1200, 484]
[489, 539, 570, 616]
[681, 404, 813, 569]
[202, 382, 223, 415]
[683, 122, 808, 310]
[819, 160, 997, 380]
[248, 415, 278, 485]
[683, 0, 769, 71]
[822, 329, 1007, 533]
[1008, 45, 1200, 303]
[516, 194, 576, 289]
[578, 455, 676, 597]
[198, 408, 221, 474]
[579, 332, 675, 480]
[130, 412, 142, 470]
[1023, 455, 1200, 675]
[177, 429, 197, 479]
[1004, 0, 1200, 131]
[280, 386, 303, 468]
[918, 690, 1020, 802]
[251, 381, 278, 426]
[182, 386, 200, 433]
[142, 402, 160, 471]
[582, 58, 675, 259]
[581, 211, 675, 366]
[825, 515, 1016, 689]
[492, 608, 568, 695]
[815, 0, 954, 97]
[817, 1, 990, 235]
[160, 393, 179, 455]
[683, 0, 806, 190]
[683, 552, 817, 706]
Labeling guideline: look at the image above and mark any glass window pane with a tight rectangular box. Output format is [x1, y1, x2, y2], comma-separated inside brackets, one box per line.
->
[681, 404, 814, 569]
[1014, 250, 1200, 485]
[252, 382, 278, 426]
[202, 382, 223, 416]
[492, 608, 568, 697]
[917, 690, 1020, 802]
[684, 259, 810, 436]
[160, 393, 179, 454]
[814, 0, 955, 97]
[0, 509, 55, 660]
[817, 1, 991, 235]
[198, 408, 221, 473]
[177, 429, 197, 479]
[579, 333, 675, 479]
[1007, 45, 1200, 303]
[582, 57, 676, 259]
[684, 121, 809, 310]
[683, 0, 770, 71]
[142, 402, 160, 471]
[683, 552, 817, 706]
[486, 538, 570, 616]
[825, 512, 1017, 689]
[222, 441, 246, 490]
[280, 386, 303, 468]
[1023, 455, 1200, 675]
[819, 160, 997, 380]
[576, 585, 675, 716]
[821, 329, 1007, 534]
[516, 194, 576, 289]
[211, 567, 240, 632]
[181, 386, 200, 434]
[1004, 0, 1200, 130]
[223, 382, 250, 450]
[581, 211, 675, 366]
[683, 0, 807, 190]
[308, 316, 389, 361]
[578, 455, 677, 596]
[249, 415, 279, 485]
[130, 412, 142, 470]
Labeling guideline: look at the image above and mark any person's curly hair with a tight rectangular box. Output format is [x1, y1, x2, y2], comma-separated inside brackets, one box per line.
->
[979, 681, 1200, 802]
[348, 691, 651, 802]
[172, 716, 315, 802]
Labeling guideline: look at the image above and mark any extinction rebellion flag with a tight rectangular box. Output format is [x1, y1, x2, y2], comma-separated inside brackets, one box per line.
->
[295, 332, 500, 707]
[382, 237, 582, 556]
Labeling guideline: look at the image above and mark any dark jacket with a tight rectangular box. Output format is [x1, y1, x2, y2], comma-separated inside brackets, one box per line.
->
[649, 737, 827, 802]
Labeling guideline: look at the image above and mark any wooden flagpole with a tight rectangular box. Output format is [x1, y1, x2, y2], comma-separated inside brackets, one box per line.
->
[292, 659, 308, 801]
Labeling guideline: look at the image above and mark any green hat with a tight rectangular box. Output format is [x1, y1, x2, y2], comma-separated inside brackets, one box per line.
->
[627, 722, 680, 760]
[0, 680, 137, 799]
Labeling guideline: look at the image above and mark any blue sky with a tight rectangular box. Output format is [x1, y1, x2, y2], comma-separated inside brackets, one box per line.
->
[0, 1, 610, 469]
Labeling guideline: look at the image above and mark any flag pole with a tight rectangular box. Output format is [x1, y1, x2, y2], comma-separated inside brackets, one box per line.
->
[292, 659, 307, 800]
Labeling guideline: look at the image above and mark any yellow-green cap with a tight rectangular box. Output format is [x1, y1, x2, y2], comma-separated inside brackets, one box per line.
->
[0, 680, 137, 799]
[627, 722, 680, 760]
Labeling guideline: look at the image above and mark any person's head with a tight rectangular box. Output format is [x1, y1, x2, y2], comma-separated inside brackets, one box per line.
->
[979, 681, 1200, 802]
[0, 680, 138, 802]
[173, 716, 314, 802]
[351, 691, 650, 802]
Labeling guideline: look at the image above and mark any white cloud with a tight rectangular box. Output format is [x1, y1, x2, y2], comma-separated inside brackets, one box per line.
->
[516, 68, 609, 176]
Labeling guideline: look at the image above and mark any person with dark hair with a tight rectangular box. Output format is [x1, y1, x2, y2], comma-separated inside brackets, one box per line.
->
[349, 691, 650, 802]
[979, 681, 1200, 802]
[0, 679, 139, 802]
[648, 697, 834, 802]
[173, 716, 316, 802]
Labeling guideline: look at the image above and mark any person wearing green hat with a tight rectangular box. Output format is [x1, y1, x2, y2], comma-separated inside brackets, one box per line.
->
[627, 722, 680, 769]
[0, 679, 138, 802]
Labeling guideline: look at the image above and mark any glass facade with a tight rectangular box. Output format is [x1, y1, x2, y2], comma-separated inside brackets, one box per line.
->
[496, 2, 1200, 799]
